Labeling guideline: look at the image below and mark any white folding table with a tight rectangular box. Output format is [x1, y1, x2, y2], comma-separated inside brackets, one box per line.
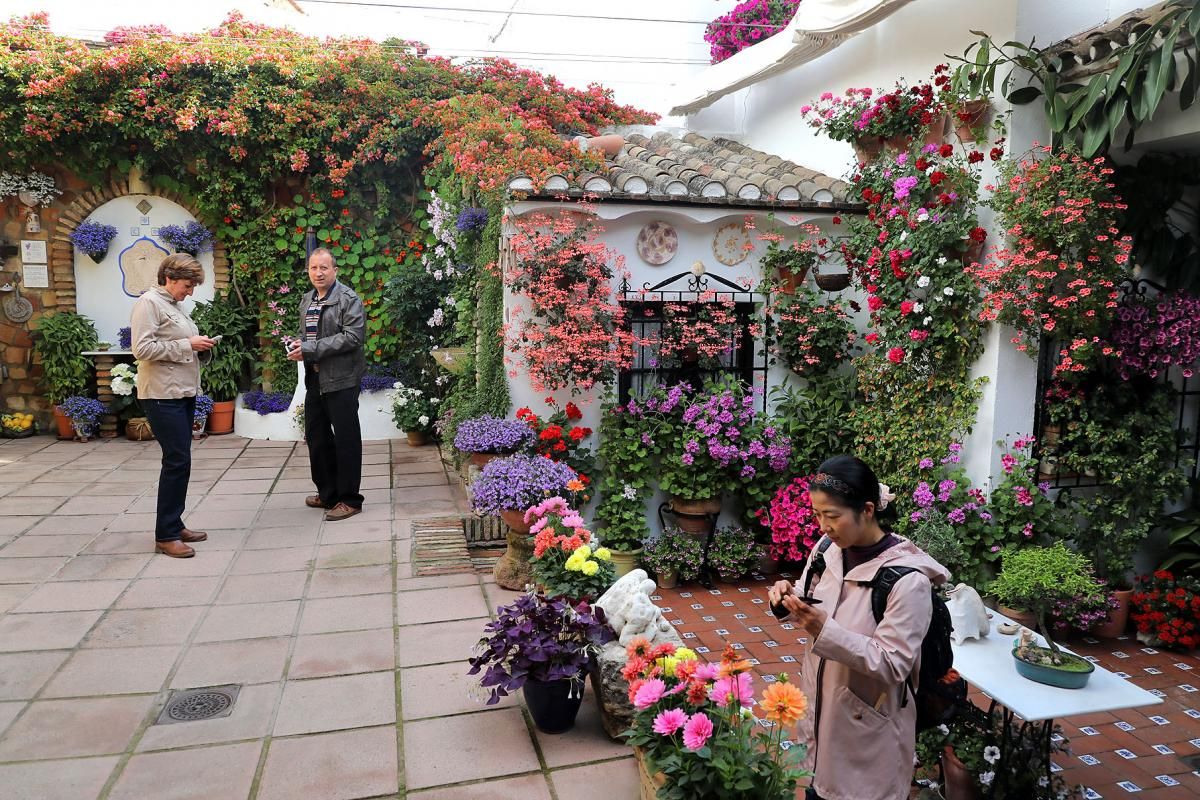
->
[950, 612, 1163, 795]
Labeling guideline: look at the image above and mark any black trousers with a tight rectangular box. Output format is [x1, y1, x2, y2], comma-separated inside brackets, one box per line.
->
[142, 397, 195, 541]
[304, 369, 364, 509]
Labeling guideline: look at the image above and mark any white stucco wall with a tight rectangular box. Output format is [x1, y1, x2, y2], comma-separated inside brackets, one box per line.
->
[73, 195, 216, 343]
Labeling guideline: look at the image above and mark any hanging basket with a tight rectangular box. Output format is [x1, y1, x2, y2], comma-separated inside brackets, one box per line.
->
[84, 248, 109, 264]
[814, 272, 851, 291]
[850, 135, 885, 163]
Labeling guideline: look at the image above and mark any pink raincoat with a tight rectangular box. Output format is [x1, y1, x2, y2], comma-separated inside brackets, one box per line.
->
[793, 537, 950, 800]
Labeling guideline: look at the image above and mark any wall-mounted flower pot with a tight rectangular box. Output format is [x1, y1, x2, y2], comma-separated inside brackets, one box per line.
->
[775, 266, 809, 294]
[954, 100, 991, 143]
[1012, 644, 1094, 689]
[207, 400, 236, 435]
[851, 135, 885, 163]
[84, 249, 109, 264]
[814, 272, 851, 291]
[523, 676, 585, 734]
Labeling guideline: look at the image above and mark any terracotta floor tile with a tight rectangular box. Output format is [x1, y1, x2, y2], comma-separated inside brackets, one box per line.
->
[256, 725, 398, 800]
[0, 651, 71, 699]
[136, 682, 281, 751]
[193, 600, 300, 643]
[42, 645, 177, 697]
[298, 592, 392, 634]
[109, 741, 262, 800]
[171, 636, 291, 687]
[290, 628, 396, 679]
[307, 564, 393, 598]
[407, 773, 553, 799]
[397, 618, 489, 668]
[115, 576, 221, 609]
[12, 578, 131, 612]
[0, 610, 104, 652]
[396, 586, 488, 625]
[215, 570, 308, 604]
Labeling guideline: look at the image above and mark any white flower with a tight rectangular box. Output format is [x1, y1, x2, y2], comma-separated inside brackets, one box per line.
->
[899, 231, 908, 242]
[937, 724, 950, 736]
[392, 381, 402, 389]
[983, 745, 1000, 764]
[917, 275, 931, 288]
[622, 483, 638, 500]
[942, 286, 955, 297]
[444, 296, 457, 308]
[979, 771, 994, 787]
[111, 377, 134, 396]
[427, 308, 445, 327]
[418, 415, 429, 426]
[433, 270, 444, 281]
[916, 209, 929, 222]
[1038, 776, 1049, 788]
[936, 256, 947, 267]
[922, 316, 933, 326]
[913, 302, 924, 314]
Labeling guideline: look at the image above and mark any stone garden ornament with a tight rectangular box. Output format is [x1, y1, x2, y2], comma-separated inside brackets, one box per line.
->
[595, 569, 681, 647]
[945, 582, 991, 644]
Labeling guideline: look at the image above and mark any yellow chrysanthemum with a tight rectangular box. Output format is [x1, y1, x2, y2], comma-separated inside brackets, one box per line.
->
[593, 547, 611, 561]
[656, 655, 680, 678]
[581, 560, 599, 576]
[564, 554, 584, 571]
[674, 647, 697, 662]
[574, 545, 592, 559]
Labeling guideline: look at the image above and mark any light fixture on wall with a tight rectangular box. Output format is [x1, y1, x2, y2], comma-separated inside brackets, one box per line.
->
[690, 260, 706, 277]
[305, 226, 316, 260]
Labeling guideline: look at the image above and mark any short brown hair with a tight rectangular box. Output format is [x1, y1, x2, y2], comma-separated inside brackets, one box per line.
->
[309, 247, 337, 268]
[157, 253, 205, 286]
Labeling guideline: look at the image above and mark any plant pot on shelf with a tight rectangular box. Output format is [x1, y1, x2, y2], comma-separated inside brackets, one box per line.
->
[941, 746, 981, 800]
[207, 400, 235, 435]
[814, 271, 851, 292]
[775, 266, 809, 295]
[522, 677, 585, 734]
[53, 406, 74, 440]
[954, 99, 991, 142]
[492, 527, 534, 590]
[668, 495, 721, 535]
[997, 605, 1036, 629]
[850, 135, 885, 163]
[468, 451, 506, 470]
[1012, 644, 1095, 689]
[1091, 589, 1133, 639]
[609, 547, 643, 578]
[125, 417, 154, 441]
[406, 430, 429, 447]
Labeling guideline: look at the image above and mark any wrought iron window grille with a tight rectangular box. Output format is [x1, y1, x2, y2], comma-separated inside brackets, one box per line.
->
[617, 270, 769, 410]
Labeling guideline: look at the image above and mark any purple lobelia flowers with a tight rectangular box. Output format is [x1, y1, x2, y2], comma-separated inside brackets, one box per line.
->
[455, 207, 489, 233]
[453, 415, 534, 454]
[69, 219, 118, 260]
[470, 454, 578, 515]
[241, 390, 291, 415]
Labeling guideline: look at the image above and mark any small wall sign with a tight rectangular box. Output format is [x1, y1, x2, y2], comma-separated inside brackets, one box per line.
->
[20, 240, 47, 264]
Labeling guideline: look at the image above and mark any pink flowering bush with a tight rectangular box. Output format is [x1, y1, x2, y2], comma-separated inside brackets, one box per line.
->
[624, 642, 809, 798]
[500, 208, 639, 394]
[970, 146, 1132, 376]
[704, 0, 801, 64]
[756, 476, 822, 562]
[1108, 290, 1200, 380]
[801, 74, 945, 143]
[768, 285, 857, 378]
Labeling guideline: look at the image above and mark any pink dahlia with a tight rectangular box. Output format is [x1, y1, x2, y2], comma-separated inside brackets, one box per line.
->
[633, 678, 666, 710]
[682, 712, 714, 750]
[652, 708, 688, 735]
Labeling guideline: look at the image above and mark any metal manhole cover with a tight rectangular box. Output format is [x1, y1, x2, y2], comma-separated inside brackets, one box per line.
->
[156, 685, 240, 725]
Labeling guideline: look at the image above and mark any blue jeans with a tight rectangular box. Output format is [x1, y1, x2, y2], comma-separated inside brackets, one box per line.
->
[141, 397, 195, 541]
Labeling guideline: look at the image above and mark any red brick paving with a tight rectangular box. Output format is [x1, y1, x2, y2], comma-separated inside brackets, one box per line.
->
[653, 571, 1200, 800]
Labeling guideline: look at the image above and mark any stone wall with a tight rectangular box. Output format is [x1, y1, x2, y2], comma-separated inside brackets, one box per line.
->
[0, 168, 229, 428]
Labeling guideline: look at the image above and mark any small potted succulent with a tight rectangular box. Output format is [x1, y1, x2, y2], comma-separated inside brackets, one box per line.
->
[193, 394, 214, 439]
[990, 543, 1103, 689]
[708, 525, 761, 583]
[453, 414, 535, 468]
[468, 592, 613, 734]
[59, 395, 107, 442]
[158, 221, 214, 256]
[642, 526, 704, 588]
[69, 219, 119, 263]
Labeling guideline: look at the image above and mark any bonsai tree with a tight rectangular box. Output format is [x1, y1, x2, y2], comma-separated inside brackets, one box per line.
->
[190, 291, 254, 403]
[990, 543, 1105, 660]
[32, 311, 99, 405]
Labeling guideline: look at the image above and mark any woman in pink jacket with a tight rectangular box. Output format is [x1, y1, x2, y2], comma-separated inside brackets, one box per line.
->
[768, 455, 950, 800]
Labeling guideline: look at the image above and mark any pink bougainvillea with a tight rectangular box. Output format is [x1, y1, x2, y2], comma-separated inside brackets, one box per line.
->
[704, 0, 801, 64]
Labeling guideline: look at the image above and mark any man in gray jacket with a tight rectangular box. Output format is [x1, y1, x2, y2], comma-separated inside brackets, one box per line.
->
[287, 248, 367, 521]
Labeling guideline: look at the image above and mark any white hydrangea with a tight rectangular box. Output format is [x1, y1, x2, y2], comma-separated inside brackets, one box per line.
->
[418, 415, 430, 426]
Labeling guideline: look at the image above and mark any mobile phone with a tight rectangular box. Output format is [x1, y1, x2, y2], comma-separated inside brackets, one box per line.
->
[210, 335, 223, 342]
[770, 596, 822, 619]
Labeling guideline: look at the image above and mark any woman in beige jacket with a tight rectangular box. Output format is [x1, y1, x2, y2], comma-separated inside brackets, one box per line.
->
[769, 455, 950, 800]
[130, 254, 216, 558]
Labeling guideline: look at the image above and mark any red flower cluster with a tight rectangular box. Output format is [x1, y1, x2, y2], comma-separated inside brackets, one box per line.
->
[1131, 570, 1200, 651]
[515, 404, 594, 488]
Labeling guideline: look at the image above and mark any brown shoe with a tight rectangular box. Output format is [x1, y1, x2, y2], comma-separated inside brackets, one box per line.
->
[181, 528, 208, 543]
[306, 495, 333, 509]
[325, 502, 361, 522]
[155, 540, 195, 558]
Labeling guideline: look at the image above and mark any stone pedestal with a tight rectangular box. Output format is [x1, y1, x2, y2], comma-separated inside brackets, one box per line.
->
[492, 528, 534, 590]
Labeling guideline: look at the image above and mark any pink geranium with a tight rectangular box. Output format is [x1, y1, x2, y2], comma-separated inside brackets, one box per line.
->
[682, 712, 714, 750]
[652, 708, 688, 735]
[633, 678, 667, 710]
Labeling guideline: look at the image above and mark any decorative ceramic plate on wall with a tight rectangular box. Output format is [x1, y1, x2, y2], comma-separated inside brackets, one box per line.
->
[635, 221, 679, 266]
[712, 223, 751, 266]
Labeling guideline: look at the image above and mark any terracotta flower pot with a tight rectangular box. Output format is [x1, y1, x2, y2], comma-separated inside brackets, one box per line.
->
[1092, 589, 1134, 639]
[954, 99, 991, 143]
[669, 495, 720, 535]
[468, 452, 504, 469]
[941, 746, 981, 800]
[207, 400, 235, 435]
[775, 266, 809, 295]
[656, 569, 679, 589]
[52, 406, 74, 440]
[499, 508, 532, 534]
[406, 430, 429, 447]
[998, 605, 1036, 629]
[851, 135, 885, 163]
[125, 417, 154, 441]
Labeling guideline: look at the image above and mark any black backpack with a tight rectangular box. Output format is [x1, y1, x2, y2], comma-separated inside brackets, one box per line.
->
[802, 537, 962, 731]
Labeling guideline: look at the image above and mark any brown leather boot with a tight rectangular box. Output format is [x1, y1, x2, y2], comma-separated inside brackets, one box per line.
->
[325, 502, 362, 521]
[305, 495, 333, 509]
[181, 528, 208, 542]
[155, 540, 195, 558]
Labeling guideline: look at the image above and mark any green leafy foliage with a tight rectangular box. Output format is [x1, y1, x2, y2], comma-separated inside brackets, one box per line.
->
[32, 311, 99, 405]
[191, 291, 255, 402]
[990, 543, 1105, 650]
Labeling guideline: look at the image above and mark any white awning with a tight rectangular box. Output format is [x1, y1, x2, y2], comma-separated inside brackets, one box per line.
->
[669, 0, 915, 116]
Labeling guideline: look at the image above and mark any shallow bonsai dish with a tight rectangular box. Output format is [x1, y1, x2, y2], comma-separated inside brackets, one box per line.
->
[1012, 644, 1095, 689]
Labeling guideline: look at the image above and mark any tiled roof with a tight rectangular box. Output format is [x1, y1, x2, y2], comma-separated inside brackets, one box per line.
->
[507, 130, 859, 209]
[1045, 2, 1193, 81]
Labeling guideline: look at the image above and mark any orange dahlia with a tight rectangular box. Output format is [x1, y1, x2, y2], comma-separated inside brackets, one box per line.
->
[761, 681, 808, 727]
